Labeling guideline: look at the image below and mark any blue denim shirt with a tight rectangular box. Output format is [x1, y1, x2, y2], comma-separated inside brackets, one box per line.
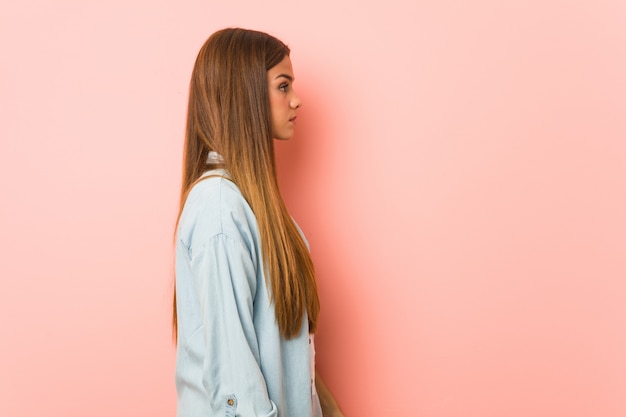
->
[175, 170, 318, 417]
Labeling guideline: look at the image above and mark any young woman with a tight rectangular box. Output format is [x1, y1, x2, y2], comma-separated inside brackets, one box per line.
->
[173, 28, 344, 417]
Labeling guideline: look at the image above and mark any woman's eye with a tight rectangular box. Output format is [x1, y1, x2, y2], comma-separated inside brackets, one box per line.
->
[279, 83, 289, 92]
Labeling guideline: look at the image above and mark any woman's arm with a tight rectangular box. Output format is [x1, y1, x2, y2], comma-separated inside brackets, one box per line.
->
[315, 374, 345, 417]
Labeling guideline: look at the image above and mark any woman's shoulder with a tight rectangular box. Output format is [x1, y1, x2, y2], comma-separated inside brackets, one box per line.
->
[178, 170, 259, 252]
[186, 170, 245, 210]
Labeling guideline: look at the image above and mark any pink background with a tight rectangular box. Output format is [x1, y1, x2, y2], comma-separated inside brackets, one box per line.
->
[1, 1, 625, 416]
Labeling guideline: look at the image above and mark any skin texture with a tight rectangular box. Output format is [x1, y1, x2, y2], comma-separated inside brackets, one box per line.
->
[267, 56, 302, 140]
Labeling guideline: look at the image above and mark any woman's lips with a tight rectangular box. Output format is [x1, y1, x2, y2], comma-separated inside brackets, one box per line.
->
[289, 116, 297, 123]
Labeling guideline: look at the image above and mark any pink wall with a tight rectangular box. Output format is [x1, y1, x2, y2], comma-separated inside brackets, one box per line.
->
[1, 1, 625, 416]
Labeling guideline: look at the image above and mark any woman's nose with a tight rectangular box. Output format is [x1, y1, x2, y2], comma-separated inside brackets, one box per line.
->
[290, 93, 302, 109]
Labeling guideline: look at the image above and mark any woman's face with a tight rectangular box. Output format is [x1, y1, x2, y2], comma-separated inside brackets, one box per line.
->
[267, 56, 302, 140]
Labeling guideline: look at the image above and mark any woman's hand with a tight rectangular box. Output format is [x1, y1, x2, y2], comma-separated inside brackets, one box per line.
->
[315, 374, 345, 417]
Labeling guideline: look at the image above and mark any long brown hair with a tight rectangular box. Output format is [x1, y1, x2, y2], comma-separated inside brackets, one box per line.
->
[173, 28, 319, 340]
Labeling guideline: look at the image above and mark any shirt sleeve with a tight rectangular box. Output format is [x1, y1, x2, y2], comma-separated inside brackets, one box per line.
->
[190, 232, 277, 417]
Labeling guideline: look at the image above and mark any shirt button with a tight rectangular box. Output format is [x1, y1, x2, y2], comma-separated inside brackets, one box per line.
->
[227, 398, 235, 406]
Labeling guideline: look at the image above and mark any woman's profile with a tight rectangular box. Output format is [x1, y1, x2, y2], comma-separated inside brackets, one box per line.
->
[173, 28, 344, 417]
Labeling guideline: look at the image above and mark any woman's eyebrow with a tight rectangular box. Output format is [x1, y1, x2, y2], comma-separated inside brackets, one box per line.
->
[274, 74, 293, 81]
